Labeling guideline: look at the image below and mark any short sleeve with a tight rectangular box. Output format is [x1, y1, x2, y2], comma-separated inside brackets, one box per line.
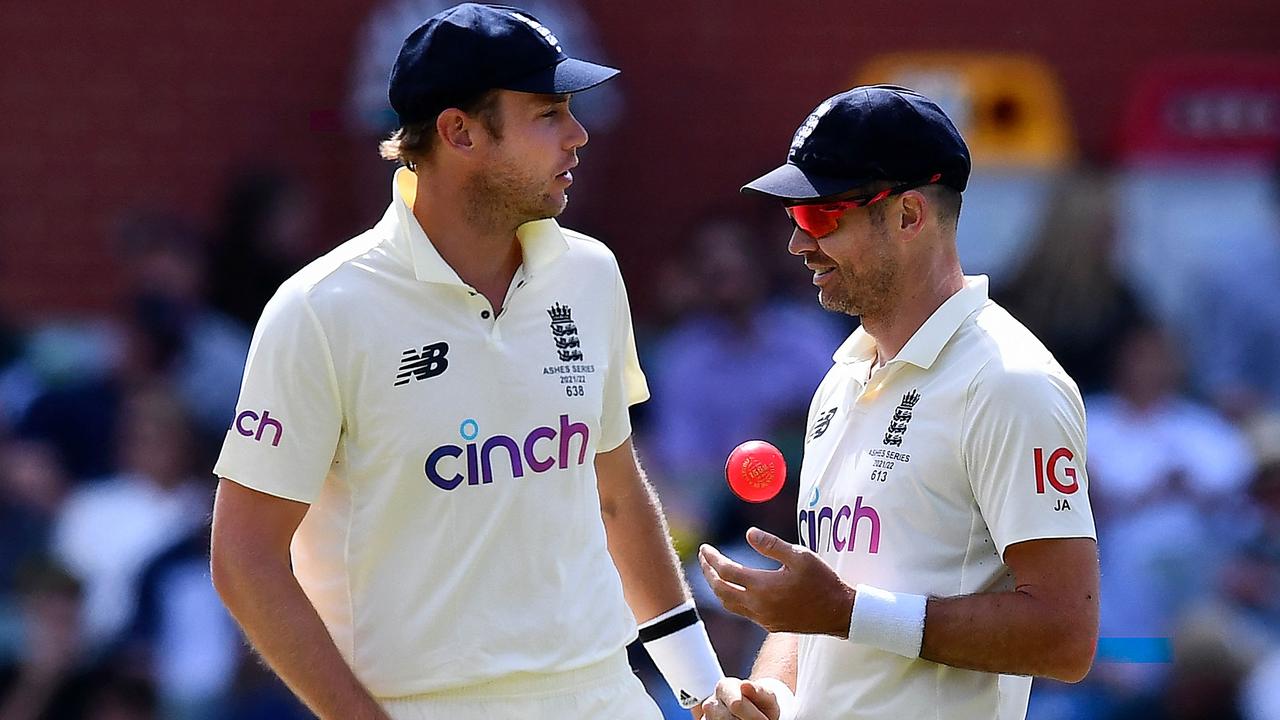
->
[212, 282, 342, 503]
[962, 363, 1096, 558]
[598, 264, 649, 452]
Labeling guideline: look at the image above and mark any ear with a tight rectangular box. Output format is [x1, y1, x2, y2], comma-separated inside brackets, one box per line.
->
[897, 190, 928, 238]
[435, 108, 476, 153]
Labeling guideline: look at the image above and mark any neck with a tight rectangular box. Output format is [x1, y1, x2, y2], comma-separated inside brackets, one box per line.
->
[861, 257, 965, 364]
[412, 170, 523, 309]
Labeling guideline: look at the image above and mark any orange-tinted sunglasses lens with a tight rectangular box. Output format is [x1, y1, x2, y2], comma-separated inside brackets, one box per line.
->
[786, 201, 857, 239]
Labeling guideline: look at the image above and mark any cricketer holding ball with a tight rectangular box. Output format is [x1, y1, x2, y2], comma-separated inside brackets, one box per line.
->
[208, 5, 722, 719]
[698, 86, 1099, 720]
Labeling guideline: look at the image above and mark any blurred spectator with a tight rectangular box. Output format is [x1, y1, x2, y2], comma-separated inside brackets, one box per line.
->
[16, 212, 250, 476]
[125, 525, 239, 720]
[51, 385, 211, 652]
[1087, 321, 1255, 513]
[207, 171, 317, 329]
[0, 559, 95, 720]
[14, 323, 127, 480]
[644, 216, 842, 539]
[1106, 609, 1252, 720]
[996, 169, 1144, 394]
[0, 316, 37, 431]
[222, 663, 312, 720]
[1086, 321, 1256, 701]
[1244, 646, 1280, 720]
[1219, 415, 1280, 642]
[114, 211, 250, 444]
[1189, 164, 1280, 419]
[0, 440, 69, 656]
[79, 672, 157, 720]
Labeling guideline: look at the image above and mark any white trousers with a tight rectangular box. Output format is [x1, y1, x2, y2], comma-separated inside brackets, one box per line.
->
[380, 651, 663, 720]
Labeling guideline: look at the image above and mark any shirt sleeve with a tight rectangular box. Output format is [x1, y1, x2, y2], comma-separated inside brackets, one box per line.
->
[598, 263, 649, 452]
[212, 281, 343, 503]
[961, 362, 1096, 559]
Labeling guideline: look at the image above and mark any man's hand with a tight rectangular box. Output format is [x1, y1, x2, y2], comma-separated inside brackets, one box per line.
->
[698, 527, 853, 636]
[700, 677, 782, 720]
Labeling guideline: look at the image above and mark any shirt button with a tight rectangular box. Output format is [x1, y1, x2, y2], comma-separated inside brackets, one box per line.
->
[481, 310, 491, 319]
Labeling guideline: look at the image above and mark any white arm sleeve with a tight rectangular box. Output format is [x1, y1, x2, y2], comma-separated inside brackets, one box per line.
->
[212, 281, 343, 503]
[962, 362, 1096, 558]
[598, 261, 649, 452]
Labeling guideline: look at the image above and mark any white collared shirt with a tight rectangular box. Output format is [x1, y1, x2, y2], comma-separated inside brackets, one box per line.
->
[214, 168, 649, 698]
[792, 276, 1095, 720]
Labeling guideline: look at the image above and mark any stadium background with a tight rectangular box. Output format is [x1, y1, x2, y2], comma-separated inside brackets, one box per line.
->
[2, 1, 1279, 718]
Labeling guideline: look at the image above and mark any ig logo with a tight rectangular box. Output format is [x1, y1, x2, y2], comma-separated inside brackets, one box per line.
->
[1033, 447, 1078, 494]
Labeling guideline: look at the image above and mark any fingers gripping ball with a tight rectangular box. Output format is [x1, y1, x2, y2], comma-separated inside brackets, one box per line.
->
[726, 440, 787, 503]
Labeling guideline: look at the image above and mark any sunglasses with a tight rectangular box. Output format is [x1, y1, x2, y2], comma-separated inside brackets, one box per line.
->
[785, 174, 943, 239]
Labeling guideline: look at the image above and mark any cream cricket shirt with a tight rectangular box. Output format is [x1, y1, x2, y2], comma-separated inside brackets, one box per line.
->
[792, 276, 1095, 720]
[214, 169, 649, 698]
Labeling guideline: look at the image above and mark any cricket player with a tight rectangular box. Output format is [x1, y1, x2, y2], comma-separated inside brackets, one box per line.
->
[208, 5, 722, 718]
[697, 85, 1100, 720]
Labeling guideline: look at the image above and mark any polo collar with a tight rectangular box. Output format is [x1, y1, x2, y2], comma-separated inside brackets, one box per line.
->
[832, 275, 990, 368]
[388, 167, 569, 286]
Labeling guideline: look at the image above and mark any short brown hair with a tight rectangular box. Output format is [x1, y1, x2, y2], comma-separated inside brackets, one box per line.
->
[379, 90, 504, 169]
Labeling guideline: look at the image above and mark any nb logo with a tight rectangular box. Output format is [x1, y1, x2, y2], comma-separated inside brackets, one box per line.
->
[395, 342, 450, 386]
[809, 407, 837, 441]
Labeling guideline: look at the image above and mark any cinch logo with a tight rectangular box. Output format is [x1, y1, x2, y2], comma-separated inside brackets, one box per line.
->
[424, 415, 590, 491]
[798, 496, 880, 554]
[235, 409, 283, 447]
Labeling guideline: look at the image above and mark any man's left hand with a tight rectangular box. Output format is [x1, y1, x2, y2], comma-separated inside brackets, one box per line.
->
[699, 527, 854, 636]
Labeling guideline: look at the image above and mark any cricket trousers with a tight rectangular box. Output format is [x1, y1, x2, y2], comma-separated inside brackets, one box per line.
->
[380, 651, 664, 720]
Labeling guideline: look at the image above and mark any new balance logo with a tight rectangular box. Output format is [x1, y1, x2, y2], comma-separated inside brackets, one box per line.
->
[394, 342, 450, 386]
[809, 407, 837, 441]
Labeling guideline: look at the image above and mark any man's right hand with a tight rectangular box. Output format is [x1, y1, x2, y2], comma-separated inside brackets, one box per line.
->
[699, 677, 783, 720]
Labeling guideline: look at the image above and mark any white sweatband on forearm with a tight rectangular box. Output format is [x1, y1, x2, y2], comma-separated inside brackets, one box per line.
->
[638, 600, 724, 708]
[847, 584, 928, 658]
[754, 677, 798, 720]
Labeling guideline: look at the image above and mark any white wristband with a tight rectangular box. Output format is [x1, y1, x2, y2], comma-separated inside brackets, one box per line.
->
[754, 677, 798, 720]
[639, 600, 724, 708]
[847, 584, 928, 658]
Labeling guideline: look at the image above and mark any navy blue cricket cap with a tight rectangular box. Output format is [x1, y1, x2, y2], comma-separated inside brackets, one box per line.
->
[743, 85, 972, 202]
[389, 3, 619, 126]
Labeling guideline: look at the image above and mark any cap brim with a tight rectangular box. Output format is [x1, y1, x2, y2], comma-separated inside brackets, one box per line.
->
[502, 57, 620, 95]
[741, 163, 866, 202]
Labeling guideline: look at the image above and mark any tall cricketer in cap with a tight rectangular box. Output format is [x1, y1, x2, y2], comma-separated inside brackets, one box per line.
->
[210, 5, 724, 719]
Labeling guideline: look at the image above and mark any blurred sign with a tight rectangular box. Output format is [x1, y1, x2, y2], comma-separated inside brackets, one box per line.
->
[1119, 56, 1280, 160]
[857, 53, 1076, 169]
